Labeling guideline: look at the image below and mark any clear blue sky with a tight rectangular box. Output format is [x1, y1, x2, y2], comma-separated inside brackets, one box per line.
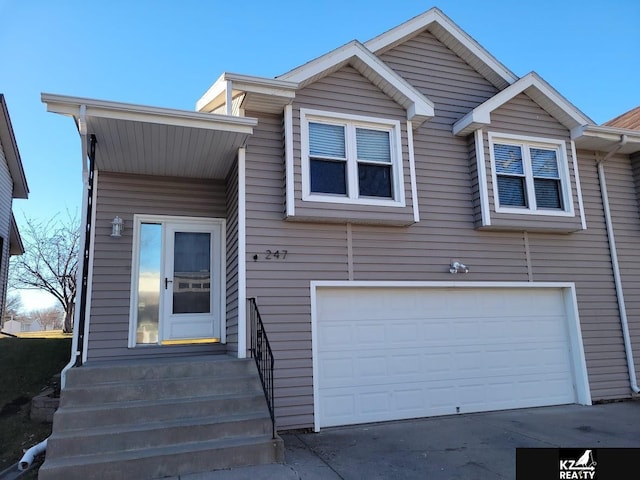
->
[1, 0, 638, 309]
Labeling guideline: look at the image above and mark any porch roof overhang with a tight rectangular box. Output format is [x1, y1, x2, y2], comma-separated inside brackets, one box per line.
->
[42, 94, 258, 179]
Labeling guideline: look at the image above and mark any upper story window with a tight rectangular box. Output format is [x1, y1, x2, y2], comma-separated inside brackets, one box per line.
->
[488, 133, 573, 216]
[301, 109, 405, 207]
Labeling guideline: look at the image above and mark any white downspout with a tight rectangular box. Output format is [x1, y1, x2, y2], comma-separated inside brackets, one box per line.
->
[596, 135, 639, 394]
[18, 437, 48, 470]
[60, 105, 90, 388]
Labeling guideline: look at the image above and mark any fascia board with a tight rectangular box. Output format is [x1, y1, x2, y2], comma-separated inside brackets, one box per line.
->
[0, 96, 29, 199]
[42, 93, 257, 133]
[364, 7, 518, 86]
[453, 73, 592, 137]
[196, 73, 297, 112]
[280, 41, 434, 122]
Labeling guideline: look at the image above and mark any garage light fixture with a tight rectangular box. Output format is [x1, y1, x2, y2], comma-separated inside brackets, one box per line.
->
[449, 260, 469, 274]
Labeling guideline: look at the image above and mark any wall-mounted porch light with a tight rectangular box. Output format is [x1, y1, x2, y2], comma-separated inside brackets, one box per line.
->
[110, 216, 124, 237]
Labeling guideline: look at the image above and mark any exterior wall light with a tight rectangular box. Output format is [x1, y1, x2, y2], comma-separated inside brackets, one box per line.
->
[449, 260, 469, 274]
[110, 216, 124, 237]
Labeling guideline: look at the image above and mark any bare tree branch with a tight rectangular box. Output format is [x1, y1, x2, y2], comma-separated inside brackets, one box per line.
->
[9, 211, 80, 332]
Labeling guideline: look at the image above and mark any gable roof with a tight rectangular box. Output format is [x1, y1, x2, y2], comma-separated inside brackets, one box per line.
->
[364, 7, 518, 90]
[277, 40, 434, 127]
[452, 72, 593, 137]
[604, 106, 640, 130]
[0, 95, 29, 199]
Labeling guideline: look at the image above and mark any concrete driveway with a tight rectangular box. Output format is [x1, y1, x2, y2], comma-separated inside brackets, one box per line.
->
[188, 401, 640, 479]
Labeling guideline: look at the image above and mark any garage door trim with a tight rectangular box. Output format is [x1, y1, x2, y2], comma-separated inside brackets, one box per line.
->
[310, 281, 591, 432]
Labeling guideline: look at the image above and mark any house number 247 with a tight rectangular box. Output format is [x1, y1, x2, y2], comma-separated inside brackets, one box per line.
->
[265, 250, 288, 260]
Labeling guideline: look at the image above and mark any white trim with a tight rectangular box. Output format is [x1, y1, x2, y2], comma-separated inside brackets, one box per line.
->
[597, 161, 639, 393]
[300, 108, 405, 208]
[364, 8, 518, 87]
[310, 284, 320, 432]
[196, 72, 297, 113]
[406, 121, 420, 223]
[278, 41, 434, 125]
[43, 93, 257, 134]
[128, 215, 226, 347]
[309, 279, 591, 431]
[82, 169, 99, 363]
[570, 140, 587, 230]
[284, 104, 295, 218]
[452, 73, 592, 137]
[61, 131, 89, 388]
[237, 148, 247, 358]
[474, 129, 491, 226]
[488, 132, 575, 217]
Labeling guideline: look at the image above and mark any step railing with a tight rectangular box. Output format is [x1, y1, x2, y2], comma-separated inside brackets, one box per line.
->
[248, 298, 276, 439]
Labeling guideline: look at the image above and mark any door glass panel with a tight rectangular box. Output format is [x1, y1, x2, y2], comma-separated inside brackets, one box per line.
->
[136, 223, 161, 344]
[173, 232, 211, 314]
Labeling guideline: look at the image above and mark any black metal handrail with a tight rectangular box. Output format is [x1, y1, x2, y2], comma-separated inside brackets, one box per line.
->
[248, 297, 276, 439]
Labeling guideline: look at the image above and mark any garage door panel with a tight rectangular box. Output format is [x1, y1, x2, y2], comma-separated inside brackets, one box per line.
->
[316, 287, 579, 428]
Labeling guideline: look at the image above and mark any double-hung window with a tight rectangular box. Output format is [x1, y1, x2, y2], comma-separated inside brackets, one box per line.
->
[301, 109, 404, 206]
[489, 133, 572, 215]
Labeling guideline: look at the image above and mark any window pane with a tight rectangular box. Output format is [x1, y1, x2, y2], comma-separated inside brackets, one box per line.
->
[531, 148, 559, 178]
[136, 223, 161, 344]
[497, 176, 527, 207]
[310, 159, 347, 195]
[356, 128, 391, 163]
[309, 122, 345, 158]
[494, 144, 524, 175]
[535, 178, 562, 209]
[173, 232, 211, 314]
[358, 164, 392, 197]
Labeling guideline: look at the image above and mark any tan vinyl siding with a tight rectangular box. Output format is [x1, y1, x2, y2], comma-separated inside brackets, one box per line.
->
[0, 141, 12, 315]
[245, 112, 349, 430]
[600, 152, 640, 390]
[479, 93, 583, 232]
[379, 30, 499, 122]
[87, 172, 228, 361]
[527, 152, 628, 399]
[225, 161, 239, 354]
[290, 66, 415, 225]
[241, 30, 637, 431]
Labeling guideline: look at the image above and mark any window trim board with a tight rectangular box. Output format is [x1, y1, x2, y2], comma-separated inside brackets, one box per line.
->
[487, 132, 575, 217]
[300, 108, 406, 208]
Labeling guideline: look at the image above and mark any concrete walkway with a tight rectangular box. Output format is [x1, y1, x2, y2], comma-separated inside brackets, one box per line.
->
[185, 401, 640, 479]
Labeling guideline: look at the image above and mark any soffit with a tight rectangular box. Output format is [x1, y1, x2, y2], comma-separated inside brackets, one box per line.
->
[43, 94, 257, 179]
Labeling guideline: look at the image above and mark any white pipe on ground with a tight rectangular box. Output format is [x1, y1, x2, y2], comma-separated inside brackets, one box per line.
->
[18, 437, 47, 471]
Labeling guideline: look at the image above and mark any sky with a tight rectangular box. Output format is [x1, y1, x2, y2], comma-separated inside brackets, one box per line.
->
[1, 0, 638, 310]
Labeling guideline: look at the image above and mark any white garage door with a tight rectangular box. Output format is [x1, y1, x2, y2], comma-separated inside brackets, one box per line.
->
[315, 286, 580, 429]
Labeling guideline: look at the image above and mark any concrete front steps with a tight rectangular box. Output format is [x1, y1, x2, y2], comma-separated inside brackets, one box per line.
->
[38, 355, 282, 480]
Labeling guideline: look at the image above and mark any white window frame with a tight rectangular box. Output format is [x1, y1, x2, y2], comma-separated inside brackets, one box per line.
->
[488, 132, 574, 217]
[301, 108, 405, 207]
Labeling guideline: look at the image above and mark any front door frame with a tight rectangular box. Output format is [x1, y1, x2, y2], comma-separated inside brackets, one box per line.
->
[128, 214, 226, 348]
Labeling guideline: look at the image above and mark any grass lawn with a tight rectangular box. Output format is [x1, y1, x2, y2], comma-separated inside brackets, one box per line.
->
[0, 334, 71, 475]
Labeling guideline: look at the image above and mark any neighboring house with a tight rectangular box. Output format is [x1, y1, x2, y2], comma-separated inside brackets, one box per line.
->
[40, 8, 640, 478]
[0, 95, 29, 320]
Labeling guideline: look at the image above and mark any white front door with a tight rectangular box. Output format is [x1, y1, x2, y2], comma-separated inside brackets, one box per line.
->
[162, 222, 222, 342]
[131, 216, 225, 346]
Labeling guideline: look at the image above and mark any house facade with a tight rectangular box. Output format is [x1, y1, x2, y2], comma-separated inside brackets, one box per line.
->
[0, 94, 28, 322]
[43, 7, 640, 442]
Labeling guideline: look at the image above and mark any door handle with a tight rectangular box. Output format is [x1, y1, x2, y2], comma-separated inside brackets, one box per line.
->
[165, 278, 173, 289]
